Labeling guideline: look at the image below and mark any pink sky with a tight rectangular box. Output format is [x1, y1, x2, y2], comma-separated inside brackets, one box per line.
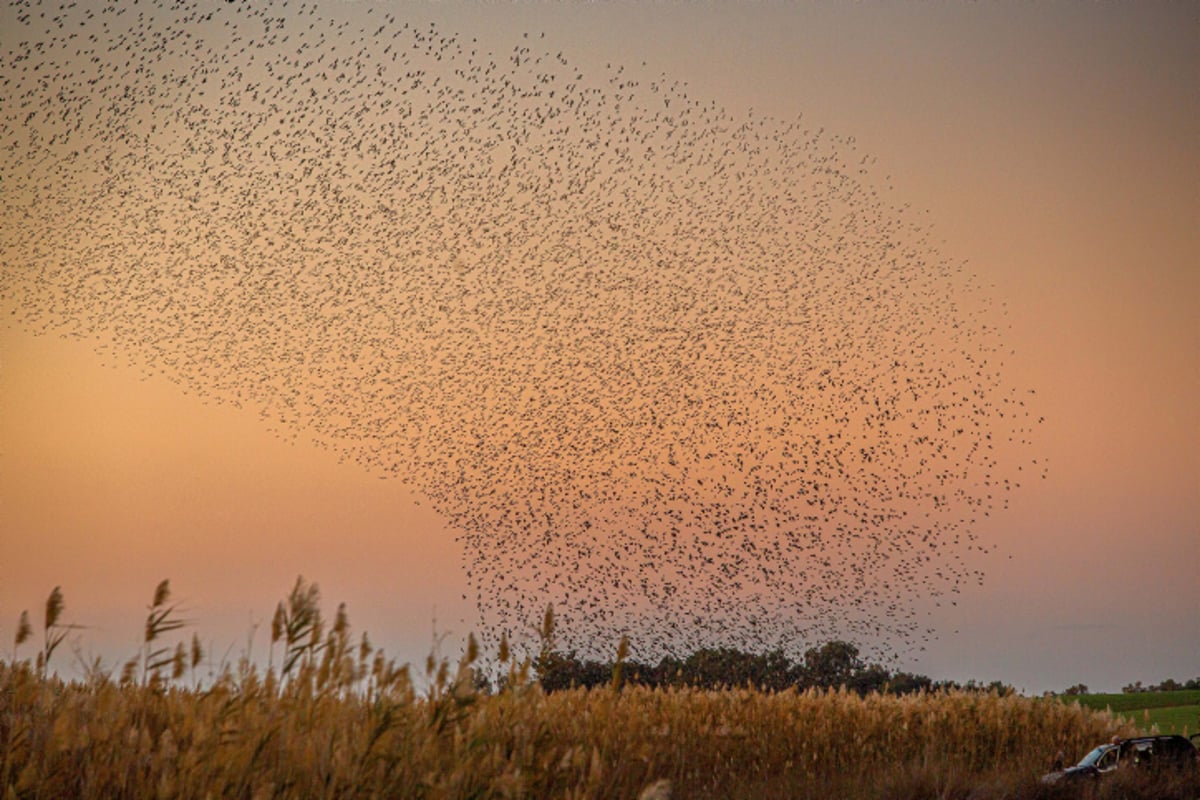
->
[1, 1, 1196, 692]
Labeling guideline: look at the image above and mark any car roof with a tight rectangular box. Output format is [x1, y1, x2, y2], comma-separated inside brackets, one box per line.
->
[1119, 735, 1198, 756]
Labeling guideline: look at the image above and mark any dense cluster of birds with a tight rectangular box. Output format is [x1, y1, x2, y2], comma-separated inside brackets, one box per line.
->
[0, 0, 1044, 661]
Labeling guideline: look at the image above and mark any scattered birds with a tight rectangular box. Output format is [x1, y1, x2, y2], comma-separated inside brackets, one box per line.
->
[0, 0, 1045, 662]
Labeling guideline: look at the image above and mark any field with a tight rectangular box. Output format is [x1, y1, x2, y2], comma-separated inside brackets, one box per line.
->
[3, 584, 1190, 799]
[1066, 691, 1200, 736]
[0, 659, 1146, 800]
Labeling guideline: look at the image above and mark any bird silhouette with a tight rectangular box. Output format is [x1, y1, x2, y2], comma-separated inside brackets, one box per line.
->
[0, 0, 1046, 664]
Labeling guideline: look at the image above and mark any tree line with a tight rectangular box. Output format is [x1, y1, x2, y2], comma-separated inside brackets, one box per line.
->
[529, 640, 1014, 696]
[513, 605, 1018, 695]
[1063, 678, 1200, 695]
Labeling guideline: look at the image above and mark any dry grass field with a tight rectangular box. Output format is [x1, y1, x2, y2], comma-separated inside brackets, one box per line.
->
[0, 658, 1148, 800]
[6, 583, 1187, 799]
[0, 590, 1147, 799]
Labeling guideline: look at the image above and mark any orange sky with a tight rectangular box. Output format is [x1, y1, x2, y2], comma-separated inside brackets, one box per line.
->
[1, 1, 1196, 692]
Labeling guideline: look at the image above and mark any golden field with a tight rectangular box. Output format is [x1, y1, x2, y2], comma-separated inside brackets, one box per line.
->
[0, 660, 1143, 800]
[1, 582, 1151, 799]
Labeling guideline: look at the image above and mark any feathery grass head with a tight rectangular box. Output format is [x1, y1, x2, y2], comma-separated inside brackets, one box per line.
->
[172, 642, 187, 680]
[141, 579, 189, 685]
[120, 656, 138, 685]
[15, 610, 32, 648]
[541, 603, 555, 648]
[152, 579, 171, 609]
[278, 576, 324, 676]
[190, 633, 203, 670]
[333, 603, 349, 638]
[44, 586, 64, 631]
[144, 579, 186, 644]
[612, 634, 631, 691]
[271, 601, 286, 645]
[40, 586, 77, 674]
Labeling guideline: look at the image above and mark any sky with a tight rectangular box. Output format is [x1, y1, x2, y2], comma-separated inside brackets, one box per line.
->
[1, 1, 1197, 694]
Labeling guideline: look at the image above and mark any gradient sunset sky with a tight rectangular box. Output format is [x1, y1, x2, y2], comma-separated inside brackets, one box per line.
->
[1, 1, 1196, 693]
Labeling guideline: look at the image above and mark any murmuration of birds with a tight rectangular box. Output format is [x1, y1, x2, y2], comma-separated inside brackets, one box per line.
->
[0, 0, 1045, 663]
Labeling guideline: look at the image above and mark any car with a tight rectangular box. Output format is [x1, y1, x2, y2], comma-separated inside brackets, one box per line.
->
[1040, 734, 1199, 786]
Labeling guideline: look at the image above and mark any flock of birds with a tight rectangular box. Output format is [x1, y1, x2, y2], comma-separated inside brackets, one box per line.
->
[0, 0, 1044, 662]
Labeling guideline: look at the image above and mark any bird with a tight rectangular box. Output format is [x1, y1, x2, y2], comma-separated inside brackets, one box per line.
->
[0, 0, 1047, 665]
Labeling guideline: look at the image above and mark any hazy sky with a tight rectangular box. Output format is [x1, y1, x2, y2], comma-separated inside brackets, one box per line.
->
[1, 1, 1196, 693]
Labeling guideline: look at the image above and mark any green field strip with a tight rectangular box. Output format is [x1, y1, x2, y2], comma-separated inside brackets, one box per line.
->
[1067, 690, 1200, 714]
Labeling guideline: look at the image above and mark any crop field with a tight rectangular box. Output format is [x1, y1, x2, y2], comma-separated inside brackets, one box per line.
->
[0, 580, 1151, 800]
[1130, 705, 1200, 736]
[1066, 691, 1200, 736]
[0, 659, 1144, 800]
[3, 584, 1190, 799]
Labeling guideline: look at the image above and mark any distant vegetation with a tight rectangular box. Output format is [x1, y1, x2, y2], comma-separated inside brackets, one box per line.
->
[2, 580, 1181, 799]
[1122, 679, 1200, 693]
[1062, 679, 1200, 695]
[532, 606, 1014, 697]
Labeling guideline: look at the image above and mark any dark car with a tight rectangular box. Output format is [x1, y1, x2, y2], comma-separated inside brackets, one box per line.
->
[1041, 734, 1199, 786]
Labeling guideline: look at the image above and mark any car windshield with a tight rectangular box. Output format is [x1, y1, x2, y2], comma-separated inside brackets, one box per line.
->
[1078, 746, 1113, 767]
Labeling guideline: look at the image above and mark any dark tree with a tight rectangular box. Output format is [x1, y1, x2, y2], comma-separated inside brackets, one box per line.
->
[802, 640, 864, 689]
